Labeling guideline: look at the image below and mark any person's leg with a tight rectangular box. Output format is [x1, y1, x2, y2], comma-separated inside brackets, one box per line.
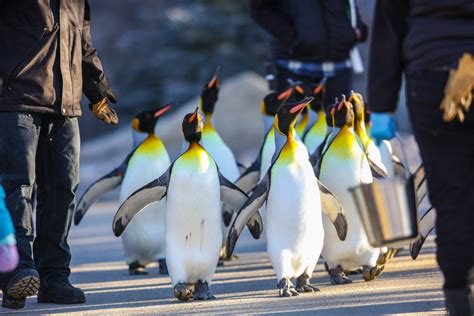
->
[0, 112, 41, 309]
[406, 70, 474, 314]
[325, 69, 352, 106]
[33, 115, 84, 304]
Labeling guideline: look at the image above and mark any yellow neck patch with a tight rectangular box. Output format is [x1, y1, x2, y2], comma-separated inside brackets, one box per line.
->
[329, 126, 360, 159]
[135, 134, 167, 157]
[354, 121, 370, 150]
[180, 142, 212, 171]
[307, 110, 327, 137]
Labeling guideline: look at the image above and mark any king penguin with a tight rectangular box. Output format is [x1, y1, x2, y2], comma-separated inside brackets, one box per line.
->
[234, 86, 293, 194]
[112, 108, 263, 301]
[74, 104, 174, 275]
[319, 98, 386, 284]
[199, 67, 240, 182]
[226, 97, 348, 297]
[303, 78, 328, 154]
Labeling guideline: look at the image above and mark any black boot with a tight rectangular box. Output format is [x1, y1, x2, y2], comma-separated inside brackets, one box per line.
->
[1, 269, 40, 309]
[37, 278, 85, 304]
[444, 288, 473, 316]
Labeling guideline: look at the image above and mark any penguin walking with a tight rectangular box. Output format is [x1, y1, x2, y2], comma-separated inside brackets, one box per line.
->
[226, 97, 348, 297]
[199, 68, 242, 259]
[319, 98, 385, 284]
[302, 80, 329, 155]
[74, 104, 174, 275]
[235, 86, 294, 195]
[112, 108, 262, 301]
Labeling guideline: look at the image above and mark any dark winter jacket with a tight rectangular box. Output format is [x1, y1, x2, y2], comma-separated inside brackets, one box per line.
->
[250, 0, 367, 62]
[368, 0, 474, 113]
[0, 0, 113, 116]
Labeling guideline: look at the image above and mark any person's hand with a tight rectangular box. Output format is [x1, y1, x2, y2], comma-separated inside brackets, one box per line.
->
[369, 112, 396, 145]
[89, 95, 118, 125]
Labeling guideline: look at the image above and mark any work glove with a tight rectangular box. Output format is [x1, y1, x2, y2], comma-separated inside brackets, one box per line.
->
[440, 53, 474, 123]
[89, 91, 119, 125]
[369, 113, 396, 145]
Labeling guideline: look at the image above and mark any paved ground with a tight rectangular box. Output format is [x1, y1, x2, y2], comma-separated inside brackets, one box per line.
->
[1, 201, 444, 315]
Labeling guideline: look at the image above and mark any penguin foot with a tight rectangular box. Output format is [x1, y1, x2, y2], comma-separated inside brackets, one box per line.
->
[277, 278, 299, 297]
[329, 266, 352, 285]
[174, 282, 195, 302]
[158, 259, 168, 275]
[295, 273, 320, 293]
[128, 262, 148, 275]
[362, 265, 385, 282]
[377, 248, 399, 265]
[193, 280, 216, 300]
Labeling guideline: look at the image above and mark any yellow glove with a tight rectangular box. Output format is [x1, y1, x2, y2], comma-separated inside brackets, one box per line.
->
[90, 97, 119, 125]
[440, 53, 474, 122]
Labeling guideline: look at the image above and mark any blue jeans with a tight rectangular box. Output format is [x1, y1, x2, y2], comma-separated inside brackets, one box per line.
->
[0, 112, 80, 287]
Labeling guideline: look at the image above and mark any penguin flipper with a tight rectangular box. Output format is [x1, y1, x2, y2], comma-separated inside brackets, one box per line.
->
[112, 167, 171, 237]
[413, 164, 429, 205]
[317, 180, 348, 241]
[234, 152, 262, 194]
[410, 206, 436, 259]
[219, 172, 263, 238]
[368, 156, 389, 179]
[74, 168, 124, 225]
[391, 154, 407, 177]
[226, 175, 269, 257]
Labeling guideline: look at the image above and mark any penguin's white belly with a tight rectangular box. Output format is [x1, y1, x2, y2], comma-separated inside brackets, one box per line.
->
[378, 140, 395, 177]
[165, 162, 222, 286]
[202, 133, 239, 181]
[120, 155, 170, 265]
[266, 159, 324, 279]
[304, 133, 326, 154]
[320, 153, 379, 270]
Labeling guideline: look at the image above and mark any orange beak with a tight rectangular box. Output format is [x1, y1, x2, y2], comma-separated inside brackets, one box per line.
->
[154, 103, 174, 118]
[207, 67, 221, 89]
[278, 87, 293, 101]
[290, 97, 313, 114]
[188, 107, 199, 122]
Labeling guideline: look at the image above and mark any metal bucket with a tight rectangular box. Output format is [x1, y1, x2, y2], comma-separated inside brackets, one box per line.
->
[349, 175, 419, 248]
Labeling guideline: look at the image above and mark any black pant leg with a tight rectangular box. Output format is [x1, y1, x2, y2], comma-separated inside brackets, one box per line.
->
[0, 112, 41, 286]
[33, 116, 80, 286]
[406, 70, 474, 290]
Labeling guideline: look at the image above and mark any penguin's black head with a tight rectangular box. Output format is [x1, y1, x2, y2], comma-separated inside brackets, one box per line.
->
[182, 107, 203, 143]
[308, 78, 326, 112]
[333, 96, 354, 128]
[325, 103, 336, 127]
[132, 103, 175, 134]
[200, 67, 220, 115]
[274, 97, 314, 136]
[364, 107, 371, 124]
[348, 91, 365, 123]
[261, 86, 293, 117]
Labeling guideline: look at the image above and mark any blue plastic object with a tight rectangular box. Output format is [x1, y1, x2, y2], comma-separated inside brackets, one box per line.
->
[369, 113, 396, 145]
[0, 185, 15, 241]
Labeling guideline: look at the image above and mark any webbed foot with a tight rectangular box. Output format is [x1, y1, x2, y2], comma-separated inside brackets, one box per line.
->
[329, 265, 352, 285]
[277, 278, 299, 297]
[295, 273, 320, 293]
[193, 280, 216, 300]
[128, 262, 148, 275]
[174, 282, 195, 302]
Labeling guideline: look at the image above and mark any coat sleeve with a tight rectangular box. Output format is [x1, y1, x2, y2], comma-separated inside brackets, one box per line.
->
[355, 3, 368, 43]
[249, 0, 296, 47]
[367, 0, 408, 113]
[81, 0, 113, 104]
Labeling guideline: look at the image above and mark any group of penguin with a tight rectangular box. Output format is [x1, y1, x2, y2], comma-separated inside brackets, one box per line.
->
[74, 68, 436, 301]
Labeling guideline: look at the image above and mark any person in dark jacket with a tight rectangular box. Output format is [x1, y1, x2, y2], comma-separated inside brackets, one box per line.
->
[0, 0, 118, 309]
[367, 1, 474, 315]
[250, 0, 367, 104]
